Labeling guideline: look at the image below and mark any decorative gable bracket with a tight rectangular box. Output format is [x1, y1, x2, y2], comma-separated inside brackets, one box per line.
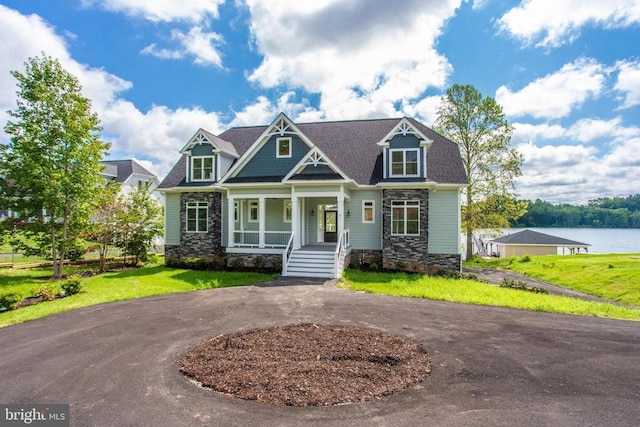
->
[282, 147, 350, 182]
[377, 118, 433, 148]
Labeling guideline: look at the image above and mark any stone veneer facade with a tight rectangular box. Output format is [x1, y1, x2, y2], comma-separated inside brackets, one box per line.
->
[165, 192, 223, 260]
[382, 189, 461, 273]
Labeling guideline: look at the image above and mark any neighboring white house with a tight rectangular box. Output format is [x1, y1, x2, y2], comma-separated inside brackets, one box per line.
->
[100, 159, 162, 204]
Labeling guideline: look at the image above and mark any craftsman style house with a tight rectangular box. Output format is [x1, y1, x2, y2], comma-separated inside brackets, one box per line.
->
[158, 113, 467, 278]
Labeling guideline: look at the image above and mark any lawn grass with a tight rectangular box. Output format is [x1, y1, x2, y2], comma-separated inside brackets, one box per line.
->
[340, 269, 640, 321]
[0, 264, 277, 328]
[465, 253, 640, 306]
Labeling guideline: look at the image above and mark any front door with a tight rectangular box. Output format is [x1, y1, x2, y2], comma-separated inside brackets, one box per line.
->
[324, 210, 337, 243]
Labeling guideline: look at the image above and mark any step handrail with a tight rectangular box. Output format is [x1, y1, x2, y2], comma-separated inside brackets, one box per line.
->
[334, 229, 350, 278]
[282, 232, 295, 275]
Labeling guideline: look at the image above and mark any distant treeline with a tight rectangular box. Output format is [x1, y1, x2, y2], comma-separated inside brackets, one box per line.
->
[510, 195, 640, 228]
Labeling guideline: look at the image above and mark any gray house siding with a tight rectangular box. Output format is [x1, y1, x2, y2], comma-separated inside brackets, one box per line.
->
[428, 189, 460, 254]
[219, 154, 235, 180]
[345, 190, 382, 250]
[235, 135, 309, 178]
[164, 193, 180, 245]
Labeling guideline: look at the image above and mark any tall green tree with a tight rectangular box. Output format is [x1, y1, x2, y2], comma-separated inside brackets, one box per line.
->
[435, 84, 525, 259]
[85, 181, 123, 273]
[0, 54, 109, 278]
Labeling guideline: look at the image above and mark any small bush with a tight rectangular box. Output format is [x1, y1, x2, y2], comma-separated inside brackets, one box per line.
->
[0, 292, 24, 311]
[271, 259, 282, 272]
[194, 279, 222, 289]
[36, 284, 58, 301]
[66, 241, 85, 262]
[230, 257, 245, 270]
[520, 255, 532, 263]
[62, 276, 83, 295]
[369, 262, 379, 271]
[394, 261, 406, 271]
[252, 256, 266, 270]
[608, 264, 614, 269]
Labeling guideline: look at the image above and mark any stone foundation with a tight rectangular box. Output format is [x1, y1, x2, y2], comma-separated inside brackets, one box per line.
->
[226, 253, 283, 271]
[348, 250, 383, 268]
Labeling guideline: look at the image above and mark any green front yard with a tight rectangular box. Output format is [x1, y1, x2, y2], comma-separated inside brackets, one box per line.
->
[465, 253, 640, 306]
[0, 264, 277, 328]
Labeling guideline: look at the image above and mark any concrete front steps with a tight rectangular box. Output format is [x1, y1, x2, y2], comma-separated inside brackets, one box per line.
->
[285, 249, 336, 278]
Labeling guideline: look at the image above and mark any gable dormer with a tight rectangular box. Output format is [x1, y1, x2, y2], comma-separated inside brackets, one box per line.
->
[180, 129, 238, 183]
[377, 118, 433, 180]
[222, 113, 314, 183]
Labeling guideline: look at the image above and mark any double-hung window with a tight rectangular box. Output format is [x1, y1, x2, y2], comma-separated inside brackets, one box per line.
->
[191, 156, 214, 181]
[249, 201, 259, 222]
[391, 200, 420, 235]
[362, 200, 375, 223]
[186, 202, 208, 232]
[390, 149, 419, 177]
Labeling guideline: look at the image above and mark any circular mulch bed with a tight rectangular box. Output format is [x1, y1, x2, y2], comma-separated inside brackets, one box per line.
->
[179, 323, 431, 406]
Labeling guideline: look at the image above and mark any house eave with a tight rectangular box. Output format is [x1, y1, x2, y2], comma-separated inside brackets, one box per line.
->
[158, 185, 223, 193]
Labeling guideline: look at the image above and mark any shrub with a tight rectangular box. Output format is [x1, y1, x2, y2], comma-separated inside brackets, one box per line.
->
[66, 241, 85, 262]
[62, 276, 83, 295]
[252, 256, 266, 270]
[369, 262, 379, 271]
[194, 279, 221, 289]
[230, 257, 245, 270]
[394, 261, 406, 271]
[0, 292, 24, 311]
[271, 259, 282, 272]
[36, 284, 58, 301]
[520, 255, 532, 263]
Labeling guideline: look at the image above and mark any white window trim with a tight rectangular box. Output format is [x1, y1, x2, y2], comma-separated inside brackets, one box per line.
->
[391, 200, 420, 236]
[276, 137, 292, 158]
[362, 200, 375, 224]
[190, 155, 215, 182]
[248, 200, 259, 223]
[283, 200, 292, 223]
[389, 148, 420, 178]
[186, 201, 208, 233]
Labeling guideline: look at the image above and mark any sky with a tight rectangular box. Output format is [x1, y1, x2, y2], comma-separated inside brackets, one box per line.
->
[0, 0, 639, 205]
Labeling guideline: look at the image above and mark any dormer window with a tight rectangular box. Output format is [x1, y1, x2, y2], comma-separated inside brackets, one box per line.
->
[191, 156, 214, 181]
[277, 137, 292, 158]
[390, 149, 419, 177]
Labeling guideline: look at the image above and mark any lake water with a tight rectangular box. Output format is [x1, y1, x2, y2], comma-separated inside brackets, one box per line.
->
[474, 228, 640, 255]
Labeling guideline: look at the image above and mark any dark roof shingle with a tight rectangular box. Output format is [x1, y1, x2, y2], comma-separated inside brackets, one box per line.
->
[492, 229, 590, 246]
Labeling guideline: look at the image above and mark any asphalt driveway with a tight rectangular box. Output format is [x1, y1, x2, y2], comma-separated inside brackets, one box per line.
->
[1, 278, 639, 426]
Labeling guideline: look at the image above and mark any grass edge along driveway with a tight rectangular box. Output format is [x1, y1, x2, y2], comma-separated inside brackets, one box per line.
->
[340, 270, 640, 322]
[0, 265, 278, 328]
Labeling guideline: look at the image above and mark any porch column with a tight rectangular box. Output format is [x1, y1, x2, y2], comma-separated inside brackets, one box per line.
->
[227, 196, 235, 248]
[258, 197, 266, 248]
[292, 196, 300, 249]
[337, 194, 345, 244]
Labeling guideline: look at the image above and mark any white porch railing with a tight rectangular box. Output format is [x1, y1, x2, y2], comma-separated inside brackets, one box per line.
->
[334, 228, 351, 278]
[233, 231, 292, 248]
[282, 233, 295, 275]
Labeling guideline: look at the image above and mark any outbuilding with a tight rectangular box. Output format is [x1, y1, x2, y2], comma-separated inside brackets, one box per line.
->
[488, 229, 590, 257]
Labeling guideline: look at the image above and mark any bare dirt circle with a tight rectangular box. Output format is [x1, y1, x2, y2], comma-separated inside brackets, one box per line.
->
[179, 323, 431, 406]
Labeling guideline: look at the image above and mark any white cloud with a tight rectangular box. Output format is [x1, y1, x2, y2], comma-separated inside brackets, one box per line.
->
[614, 60, 640, 109]
[245, 0, 458, 120]
[495, 58, 607, 119]
[401, 96, 441, 126]
[81, 0, 224, 22]
[230, 92, 324, 127]
[0, 5, 224, 179]
[498, 0, 640, 48]
[141, 26, 224, 67]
